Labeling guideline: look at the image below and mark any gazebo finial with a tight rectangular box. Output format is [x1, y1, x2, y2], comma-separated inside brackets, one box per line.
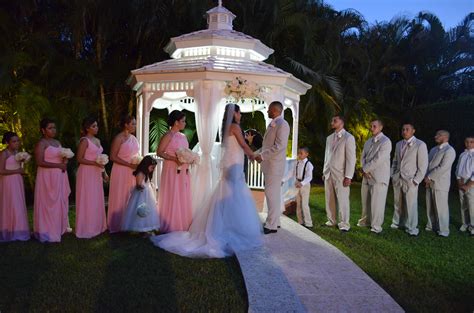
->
[218, 0, 222, 7]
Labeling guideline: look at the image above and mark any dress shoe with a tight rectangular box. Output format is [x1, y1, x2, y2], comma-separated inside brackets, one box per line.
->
[370, 228, 382, 234]
[324, 221, 336, 227]
[263, 227, 277, 234]
[459, 224, 468, 232]
[390, 224, 399, 229]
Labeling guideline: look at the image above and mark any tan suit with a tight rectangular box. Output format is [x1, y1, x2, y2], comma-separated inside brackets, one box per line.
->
[358, 133, 392, 233]
[456, 150, 474, 233]
[261, 116, 290, 230]
[323, 129, 356, 230]
[425, 143, 456, 236]
[391, 137, 428, 235]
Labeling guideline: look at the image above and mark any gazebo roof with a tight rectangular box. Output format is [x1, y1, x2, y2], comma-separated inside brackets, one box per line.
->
[128, 2, 311, 96]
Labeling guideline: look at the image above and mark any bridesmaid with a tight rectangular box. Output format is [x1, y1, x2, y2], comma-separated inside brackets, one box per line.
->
[34, 118, 71, 242]
[108, 115, 139, 233]
[0, 132, 30, 242]
[157, 110, 192, 233]
[75, 117, 108, 238]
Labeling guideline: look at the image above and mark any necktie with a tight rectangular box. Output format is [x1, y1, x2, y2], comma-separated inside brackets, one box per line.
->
[400, 141, 409, 159]
[332, 133, 339, 151]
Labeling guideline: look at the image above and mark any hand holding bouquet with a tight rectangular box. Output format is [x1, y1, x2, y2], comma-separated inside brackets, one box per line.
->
[15, 152, 31, 163]
[60, 148, 75, 159]
[131, 154, 143, 165]
[96, 154, 109, 166]
[175, 148, 200, 173]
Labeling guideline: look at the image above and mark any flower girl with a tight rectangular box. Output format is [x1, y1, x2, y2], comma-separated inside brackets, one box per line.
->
[122, 156, 160, 234]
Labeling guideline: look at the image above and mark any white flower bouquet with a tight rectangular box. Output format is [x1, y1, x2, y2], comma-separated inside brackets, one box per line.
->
[176, 148, 200, 173]
[95, 154, 109, 166]
[15, 152, 31, 163]
[131, 154, 143, 165]
[224, 76, 267, 102]
[60, 148, 75, 159]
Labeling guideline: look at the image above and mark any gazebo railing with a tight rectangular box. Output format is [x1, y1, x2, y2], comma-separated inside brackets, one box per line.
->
[246, 160, 264, 189]
[146, 153, 296, 199]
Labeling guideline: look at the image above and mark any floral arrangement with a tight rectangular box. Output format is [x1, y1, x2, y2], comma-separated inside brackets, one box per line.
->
[15, 152, 31, 163]
[95, 154, 109, 171]
[131, 154, 143, 165]
[224, 76, 266, 102]
[176, 148, 200, 173]
[60, 148, 75, 159]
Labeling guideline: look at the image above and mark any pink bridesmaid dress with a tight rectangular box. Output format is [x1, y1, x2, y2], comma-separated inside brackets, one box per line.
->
[34, 146, 71, 242]
[0, 155, 30, 242]
[75, 138, 107, 238]
[107, 135, 139, 233]
[158, 132, 192, 233]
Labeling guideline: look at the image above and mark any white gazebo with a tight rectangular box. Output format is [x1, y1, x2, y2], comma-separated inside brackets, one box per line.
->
[128, 2, 311, 205]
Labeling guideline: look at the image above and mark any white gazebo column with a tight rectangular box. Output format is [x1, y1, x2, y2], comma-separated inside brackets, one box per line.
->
[191, 80, 223, 215]
[142, 92, 151, 155]
[136, 93, 144, 154]
[291, 102, 299, 159]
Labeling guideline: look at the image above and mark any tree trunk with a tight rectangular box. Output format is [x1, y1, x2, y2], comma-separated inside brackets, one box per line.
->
[96, 30, 109, 136]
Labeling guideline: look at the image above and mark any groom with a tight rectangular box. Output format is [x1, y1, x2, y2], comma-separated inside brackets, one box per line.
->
[255, 101, 290, 234]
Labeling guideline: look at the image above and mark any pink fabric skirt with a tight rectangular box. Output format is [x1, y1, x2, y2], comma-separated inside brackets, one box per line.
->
[75, 164, 107, 238]
[0, 174, 30, 242]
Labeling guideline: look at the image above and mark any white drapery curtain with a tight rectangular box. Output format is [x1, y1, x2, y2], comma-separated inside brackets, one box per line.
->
[190, 80, 223, 219]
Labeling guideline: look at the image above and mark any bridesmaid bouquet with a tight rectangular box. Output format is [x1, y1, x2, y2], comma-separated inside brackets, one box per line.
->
[15, 152, 31, 163]
[131, 154, 143, 165]
[176, 148, 200, 173]
[60, 148, 75, 159]
[95, 154, 109, 166]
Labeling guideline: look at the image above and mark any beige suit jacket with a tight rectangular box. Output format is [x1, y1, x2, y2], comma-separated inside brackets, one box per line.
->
[361, 133, 392, 185]
[426, 144, 456, 191]
[391, 137, 428, 189]
[261, 117, 290, 177]
[323, 130, 356, 181]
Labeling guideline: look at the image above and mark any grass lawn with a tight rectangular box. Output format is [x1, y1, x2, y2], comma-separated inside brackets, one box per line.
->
[0, 210, 247, 313]
[295, 183, 474, 313]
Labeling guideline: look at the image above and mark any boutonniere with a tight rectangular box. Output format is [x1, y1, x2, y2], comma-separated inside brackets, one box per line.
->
[270, 121, 276, 127]
[408, 141, 414, 147]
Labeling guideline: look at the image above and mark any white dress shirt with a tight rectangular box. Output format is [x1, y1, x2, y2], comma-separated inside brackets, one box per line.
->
[456, 148, 474, 181]
[289, 158, 314, 186]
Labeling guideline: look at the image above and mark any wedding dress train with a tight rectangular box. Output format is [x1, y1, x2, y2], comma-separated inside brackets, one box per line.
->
[150, 135, 263, 258]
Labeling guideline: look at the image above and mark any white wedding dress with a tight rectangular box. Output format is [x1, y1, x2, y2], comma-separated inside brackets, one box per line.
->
[150, 135, 263, 258]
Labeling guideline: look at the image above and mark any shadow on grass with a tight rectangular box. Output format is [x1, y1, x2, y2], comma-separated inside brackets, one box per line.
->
[0, 240, 50, 312]
[95, 232, 180, 312]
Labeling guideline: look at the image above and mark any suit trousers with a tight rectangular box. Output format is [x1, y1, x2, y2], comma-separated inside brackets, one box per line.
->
[392, 184, 419, 235]
[324, 176, 350, 229]
[459, 186, 474, 228]
[296, 184, 312, 227]
[359, 182, 388, 232]
[264, 174, 283, 230]
[426, 187, 450, 236]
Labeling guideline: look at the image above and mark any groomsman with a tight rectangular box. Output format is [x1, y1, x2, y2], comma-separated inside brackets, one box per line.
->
[323, 115, 356, 231]
[390, 123, 428, 236]
[424, 130, 456, 237]
[358, 120, 392, 233]
[456, 136, 474, 235]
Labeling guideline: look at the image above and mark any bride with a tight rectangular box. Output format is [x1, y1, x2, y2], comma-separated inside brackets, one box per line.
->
[150, 103, 263, 258]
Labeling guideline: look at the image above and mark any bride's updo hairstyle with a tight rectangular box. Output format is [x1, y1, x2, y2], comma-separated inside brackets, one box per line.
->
[221, 103, 240, 139]
[168, 110, 186, 127]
